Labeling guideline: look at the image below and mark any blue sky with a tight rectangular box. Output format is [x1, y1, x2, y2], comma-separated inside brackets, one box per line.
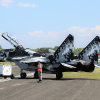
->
[0, 0, 100, 49]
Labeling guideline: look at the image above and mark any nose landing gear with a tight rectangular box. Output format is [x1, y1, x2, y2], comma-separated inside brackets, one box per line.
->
[20, 70, 27, 79]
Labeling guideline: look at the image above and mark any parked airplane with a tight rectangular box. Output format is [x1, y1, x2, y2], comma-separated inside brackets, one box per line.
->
[49, 35, 100, 72]
[1, 32, 100, 79]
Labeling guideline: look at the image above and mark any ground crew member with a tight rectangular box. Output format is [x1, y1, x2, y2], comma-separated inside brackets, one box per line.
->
[37, 61, 42, 83]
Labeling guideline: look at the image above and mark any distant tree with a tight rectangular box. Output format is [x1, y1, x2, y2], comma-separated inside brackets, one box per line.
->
[53, 46, 59, 51]
[31, 47, 53, 53]
[74, 47, 83, 56]
[0, 45, 2, 49]
[26, 48, 30, 49]
[31, 46, 84, 56]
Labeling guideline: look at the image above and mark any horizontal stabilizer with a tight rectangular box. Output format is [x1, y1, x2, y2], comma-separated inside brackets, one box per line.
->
[48, 49, 55, 54]
[94, 64, 100, 68]
[61, 63, 76, 68]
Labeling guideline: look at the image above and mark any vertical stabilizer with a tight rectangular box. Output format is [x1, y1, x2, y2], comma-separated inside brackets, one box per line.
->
[52, 34, 74, 63]
[78, 36, 100, 64]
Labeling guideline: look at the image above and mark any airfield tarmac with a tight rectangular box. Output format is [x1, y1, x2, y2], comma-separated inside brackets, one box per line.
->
[0, 67, 100, 100]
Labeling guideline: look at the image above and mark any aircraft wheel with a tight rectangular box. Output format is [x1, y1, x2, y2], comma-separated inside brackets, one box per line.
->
[76, 62, 82, 71]
[56, 72, 63, 79]
[34, 71, 38, 78]
[4, 76, 7, 79]
[11, 74, 14, 79]
[20, 72, 26, 79]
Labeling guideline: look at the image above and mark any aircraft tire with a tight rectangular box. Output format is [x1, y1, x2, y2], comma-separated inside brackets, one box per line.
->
[20, 72, 26, 79]
[56, 72, 63, 79]
[11, 74, 14, 79]
[34, 71, 38, 78]
[76, 62, 82, 71]
[4, 76, 7, 79]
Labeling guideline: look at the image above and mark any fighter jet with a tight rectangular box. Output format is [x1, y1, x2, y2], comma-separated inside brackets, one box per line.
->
[48, 35, 100, 72]
[72, 35, 100, 71]
[1, 32, 100, 79]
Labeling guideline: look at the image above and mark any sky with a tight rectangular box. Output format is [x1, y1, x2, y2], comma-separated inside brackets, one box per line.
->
[0, 0, 100, 49]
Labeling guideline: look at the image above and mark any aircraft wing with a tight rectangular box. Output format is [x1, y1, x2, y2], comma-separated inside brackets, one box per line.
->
[61, 63, 76, 68]
[12, 56, 28, 61]
[94, 64, 100, 68]
[48, 49, 55, 55]
[20, 57, 50, 63]
[19, 56, 76, 69]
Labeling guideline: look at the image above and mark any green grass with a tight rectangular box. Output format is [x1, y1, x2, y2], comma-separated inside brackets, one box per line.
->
[63, 67, 100, 79]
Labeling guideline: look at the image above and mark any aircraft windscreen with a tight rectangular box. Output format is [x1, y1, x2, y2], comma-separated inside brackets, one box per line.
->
[2, 32, 21, 47]
[2, 32, 10, 40]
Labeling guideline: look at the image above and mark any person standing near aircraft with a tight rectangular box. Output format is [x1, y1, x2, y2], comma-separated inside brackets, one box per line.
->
[37, 61, 42, 83]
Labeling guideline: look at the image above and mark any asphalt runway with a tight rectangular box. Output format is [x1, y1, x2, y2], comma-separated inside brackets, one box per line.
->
[0, 67, 100, 100]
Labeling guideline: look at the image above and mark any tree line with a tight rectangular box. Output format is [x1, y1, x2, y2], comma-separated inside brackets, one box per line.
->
[31, 46, 84, 56]
[0, 44, 100, 56]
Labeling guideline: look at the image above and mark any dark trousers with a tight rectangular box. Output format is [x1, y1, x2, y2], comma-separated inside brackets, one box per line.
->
[38, 71, 42, 81]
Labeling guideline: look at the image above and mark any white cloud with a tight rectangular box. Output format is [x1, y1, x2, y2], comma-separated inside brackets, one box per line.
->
[28, 31, 43, 35]
[0, 1, 39, 8]
[91, 25, 100, 34]
[68, 26, 90, 36]
[1, 25, 100, 49]
[27, 25, 100, 48]
[28, 30, 66, 39]
[47, 31, 60, 37]
[68, 26, 80, 33]
[79, 27, 89, 33]
[68, 26, 96, 36]
[91, 25, 100, 31]
[0, 0, 13, 7]
[17, 2, 39, 8]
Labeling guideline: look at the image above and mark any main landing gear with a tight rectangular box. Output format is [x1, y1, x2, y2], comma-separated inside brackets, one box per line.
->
[56, 72, 63, 79]
[20, 70, 27, 79]
[34, 70, 38, 78]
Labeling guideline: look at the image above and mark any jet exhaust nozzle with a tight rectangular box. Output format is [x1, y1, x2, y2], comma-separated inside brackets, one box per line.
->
[81, 63, 95, 72]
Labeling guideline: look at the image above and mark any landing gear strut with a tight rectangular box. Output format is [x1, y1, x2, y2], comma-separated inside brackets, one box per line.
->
[20, 70, 27, 79]
[56, 72, 63, 79]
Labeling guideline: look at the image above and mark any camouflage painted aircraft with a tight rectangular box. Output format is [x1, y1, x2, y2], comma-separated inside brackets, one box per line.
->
[0, 32, 100, 79]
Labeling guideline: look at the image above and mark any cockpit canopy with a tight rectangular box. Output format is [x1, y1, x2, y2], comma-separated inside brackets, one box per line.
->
[2, 32, 22, 47]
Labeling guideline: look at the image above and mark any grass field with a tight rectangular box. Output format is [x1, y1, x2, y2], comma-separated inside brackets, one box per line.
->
[63, 67, 100, 79]
[63, 61, 100, 79]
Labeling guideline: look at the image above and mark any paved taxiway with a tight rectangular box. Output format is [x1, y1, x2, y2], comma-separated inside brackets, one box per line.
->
[0, 67, 100, 100]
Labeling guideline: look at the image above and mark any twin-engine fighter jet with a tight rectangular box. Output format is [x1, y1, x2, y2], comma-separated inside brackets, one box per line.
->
[1, 32, 100, 79]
